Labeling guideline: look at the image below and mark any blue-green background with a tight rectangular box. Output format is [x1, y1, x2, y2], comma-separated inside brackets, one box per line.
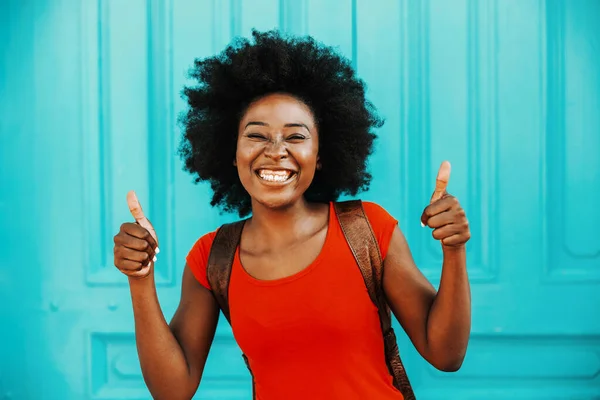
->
[1, 0, 599, 399]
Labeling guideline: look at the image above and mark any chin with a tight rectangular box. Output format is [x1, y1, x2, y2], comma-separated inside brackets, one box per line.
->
[253, 195, 301, 211]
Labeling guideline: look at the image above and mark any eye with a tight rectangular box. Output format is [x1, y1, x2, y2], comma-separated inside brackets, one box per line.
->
[287, 134, 306, 142]
[246, 133, 268, 140]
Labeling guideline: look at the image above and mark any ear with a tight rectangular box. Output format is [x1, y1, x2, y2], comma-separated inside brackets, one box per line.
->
[316, 156, 321, 170]
[233, 159, 237, 167]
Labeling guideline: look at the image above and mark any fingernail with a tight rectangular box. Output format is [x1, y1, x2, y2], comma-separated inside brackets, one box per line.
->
[155, 247, 160, 254]
[153, 256, 157, 262]
[420, 222, 426, 228]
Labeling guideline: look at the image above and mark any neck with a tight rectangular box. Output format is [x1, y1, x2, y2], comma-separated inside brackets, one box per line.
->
[248, 198, 325, 244]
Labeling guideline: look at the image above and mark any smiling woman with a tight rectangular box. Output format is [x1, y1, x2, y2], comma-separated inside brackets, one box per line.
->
[112, 29, 472, 400]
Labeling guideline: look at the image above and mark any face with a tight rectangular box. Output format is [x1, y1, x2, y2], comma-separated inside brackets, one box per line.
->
[236, 93, 320, 211]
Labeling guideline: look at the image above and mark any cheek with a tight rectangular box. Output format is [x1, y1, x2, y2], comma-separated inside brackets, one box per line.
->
[235, 145, 263, 185]
[235, 144, 256, 166]
[298, 146, 319, 168]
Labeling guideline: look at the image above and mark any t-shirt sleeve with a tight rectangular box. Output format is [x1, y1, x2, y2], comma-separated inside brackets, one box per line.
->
[361, 201, 399, 260]
[185, 229, 219, 290]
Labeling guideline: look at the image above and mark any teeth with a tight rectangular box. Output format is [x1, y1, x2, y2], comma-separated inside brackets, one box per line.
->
[258, 169, 293, 182]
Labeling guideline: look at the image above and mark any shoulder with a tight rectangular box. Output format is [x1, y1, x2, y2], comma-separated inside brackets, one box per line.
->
[333, 199, 397, 227]
[360, 201, 396, 223]
[188, 229, 219, 259]
[186, 229, 220, 290]
[359, 200, 399, 259]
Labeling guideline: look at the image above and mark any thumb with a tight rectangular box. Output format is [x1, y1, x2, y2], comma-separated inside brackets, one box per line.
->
[127, 190, 147, 223]
[430, 161, 451, 204]
[127, 190, 158, 244]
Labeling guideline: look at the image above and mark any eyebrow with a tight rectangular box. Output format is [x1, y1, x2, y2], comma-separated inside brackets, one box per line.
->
[245, 121, 311, 132]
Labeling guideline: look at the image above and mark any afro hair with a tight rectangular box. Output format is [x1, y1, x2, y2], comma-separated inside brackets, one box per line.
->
[178, 29, 384, 217]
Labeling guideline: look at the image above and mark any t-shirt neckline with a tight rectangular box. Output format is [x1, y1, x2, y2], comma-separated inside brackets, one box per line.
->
[235, 202, 335, 287]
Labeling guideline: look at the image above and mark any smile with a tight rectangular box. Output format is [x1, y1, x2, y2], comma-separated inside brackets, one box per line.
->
[255, 169, 296, 184]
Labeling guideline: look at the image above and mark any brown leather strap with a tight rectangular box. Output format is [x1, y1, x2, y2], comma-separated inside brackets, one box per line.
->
[334, 200, 416, 400]
[206, 219, 247, 324]
[206, 219, 256, 399]
[334, 200, 384, 308]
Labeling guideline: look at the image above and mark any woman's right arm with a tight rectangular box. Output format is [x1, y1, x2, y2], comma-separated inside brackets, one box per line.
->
[116, 192, 219, 399]
[128, 265, 219, 400]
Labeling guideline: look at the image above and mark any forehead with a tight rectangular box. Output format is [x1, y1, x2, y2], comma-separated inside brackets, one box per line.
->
[240, 93, 316, 127]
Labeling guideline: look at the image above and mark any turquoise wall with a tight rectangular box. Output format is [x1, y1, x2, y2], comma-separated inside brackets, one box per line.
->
[1, 0, 599, 398]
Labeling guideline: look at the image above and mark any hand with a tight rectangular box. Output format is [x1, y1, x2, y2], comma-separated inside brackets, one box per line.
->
[420, 161, 470, 248]
[113, 190, 160, 279]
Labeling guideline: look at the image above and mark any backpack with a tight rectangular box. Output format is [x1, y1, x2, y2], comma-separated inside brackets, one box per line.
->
[206, 200, 416, 400]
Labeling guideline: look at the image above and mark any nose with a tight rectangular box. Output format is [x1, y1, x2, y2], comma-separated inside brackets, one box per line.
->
[263, 137, 287, 160]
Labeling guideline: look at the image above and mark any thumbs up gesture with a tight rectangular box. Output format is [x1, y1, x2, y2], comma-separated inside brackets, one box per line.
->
[420, 161, 471, 248]
[113, 191, 160, 279]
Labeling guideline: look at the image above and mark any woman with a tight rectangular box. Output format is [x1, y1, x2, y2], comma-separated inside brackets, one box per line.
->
[113, 30, 471, 400]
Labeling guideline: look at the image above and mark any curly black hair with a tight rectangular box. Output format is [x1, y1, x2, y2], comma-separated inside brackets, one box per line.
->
[178, 29, 384, 217]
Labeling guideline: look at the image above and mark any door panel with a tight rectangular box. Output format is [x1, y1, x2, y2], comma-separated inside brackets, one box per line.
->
[1, 0, 598, 399]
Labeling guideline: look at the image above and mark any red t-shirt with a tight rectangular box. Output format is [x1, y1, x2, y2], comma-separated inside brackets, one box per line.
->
[186, 201, 404, 400]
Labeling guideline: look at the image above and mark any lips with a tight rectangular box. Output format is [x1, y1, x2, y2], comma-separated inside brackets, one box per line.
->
[255, 168, 297, 183]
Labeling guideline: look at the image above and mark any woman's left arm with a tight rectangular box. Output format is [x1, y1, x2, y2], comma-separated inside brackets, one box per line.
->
[382, 162, 471, 372]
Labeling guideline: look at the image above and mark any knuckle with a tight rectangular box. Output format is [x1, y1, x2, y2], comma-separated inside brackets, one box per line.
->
[113, 233, 125, 244]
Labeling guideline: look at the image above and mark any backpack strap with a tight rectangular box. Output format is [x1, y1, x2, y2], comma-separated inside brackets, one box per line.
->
[334, 200, 416, 400]
[206, 218, 256, 398]
[206, 219, 247, 324]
